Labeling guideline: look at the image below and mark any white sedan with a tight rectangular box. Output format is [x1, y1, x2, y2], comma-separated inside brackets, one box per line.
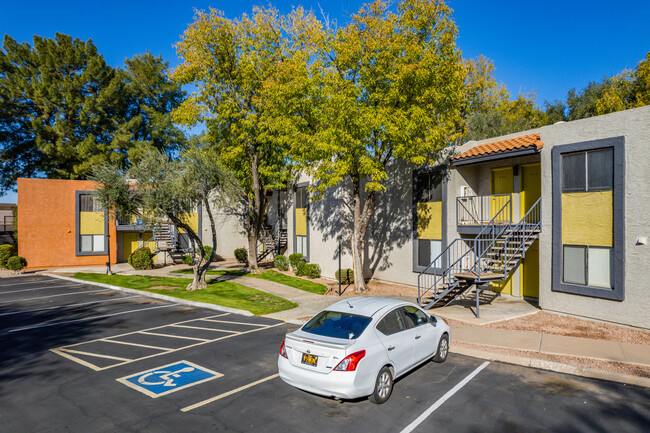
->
[277, 297, 450, 404]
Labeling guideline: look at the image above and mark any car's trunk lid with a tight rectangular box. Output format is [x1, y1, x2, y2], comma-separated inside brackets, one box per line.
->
[285, 331, 355, 374]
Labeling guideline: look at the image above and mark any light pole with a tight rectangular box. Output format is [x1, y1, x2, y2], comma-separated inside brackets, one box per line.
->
[106, 233, 113, 275]
[337, 235, 342, 296]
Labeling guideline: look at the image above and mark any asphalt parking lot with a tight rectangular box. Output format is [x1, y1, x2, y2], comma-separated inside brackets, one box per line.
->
[1, 275, 648, 432]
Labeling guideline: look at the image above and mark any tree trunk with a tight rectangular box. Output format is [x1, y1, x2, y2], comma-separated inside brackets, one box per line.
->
[352, 178, 368, 293]
[246, 149, 264, 274]
[168, 214, 207, 291]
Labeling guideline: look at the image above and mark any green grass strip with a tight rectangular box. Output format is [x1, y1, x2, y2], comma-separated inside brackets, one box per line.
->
[170, 268, 328, 295]
[71, 272, 297, 315]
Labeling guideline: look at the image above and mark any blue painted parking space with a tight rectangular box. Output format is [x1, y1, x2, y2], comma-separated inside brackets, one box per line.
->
[117, 360, 222, 398]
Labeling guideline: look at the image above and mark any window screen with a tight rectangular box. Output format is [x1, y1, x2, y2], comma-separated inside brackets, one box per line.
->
[587, 247, 613, 288]
[296, 187, 307, 209]
[418, 239, 431, 267]
[563, 245, 586, 285]
[562, 153, 586, 193]
[587, 149, 613, 191]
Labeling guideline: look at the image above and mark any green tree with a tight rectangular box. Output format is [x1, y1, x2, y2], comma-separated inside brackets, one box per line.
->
[289, 0, 467, 292]
[0, 34, 185, 195]
[92, 145, 239, 290]
[172, 7, 316, 272]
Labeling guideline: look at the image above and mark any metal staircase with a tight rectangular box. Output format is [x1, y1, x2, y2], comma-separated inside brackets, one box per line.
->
[417, 196, 541, 316]
[142, 224, 178, 256]
[257, 224, 288, 262]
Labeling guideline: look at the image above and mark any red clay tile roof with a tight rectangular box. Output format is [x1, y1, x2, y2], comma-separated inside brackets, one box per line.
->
[453, 133, 543, 161]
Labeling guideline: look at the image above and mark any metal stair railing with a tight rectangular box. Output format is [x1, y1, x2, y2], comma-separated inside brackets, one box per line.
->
[417, 195, 512, 306]
[457, 194, 511, 226]
[488, 198, 542, 277]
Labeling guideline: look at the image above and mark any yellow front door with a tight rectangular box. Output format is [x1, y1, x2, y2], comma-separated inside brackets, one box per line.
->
[519, 164, 541, 299]
[490, 167, 514, 295]
[122, 232, 139, 262]
[521, 240, 540, 299]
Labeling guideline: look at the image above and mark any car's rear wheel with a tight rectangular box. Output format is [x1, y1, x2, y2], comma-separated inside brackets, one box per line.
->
[433, 333, 449, 363]
[368, 366, 393, 404]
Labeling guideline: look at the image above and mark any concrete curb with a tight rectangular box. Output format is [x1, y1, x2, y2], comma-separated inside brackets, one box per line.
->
[44, 273, 254, 317]
[450, 345, 650, 389]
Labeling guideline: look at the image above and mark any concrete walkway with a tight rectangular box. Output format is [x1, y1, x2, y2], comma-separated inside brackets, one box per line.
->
[37, 264, 649, 386]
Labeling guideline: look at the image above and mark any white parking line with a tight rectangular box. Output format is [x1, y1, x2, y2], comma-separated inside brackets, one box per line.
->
[181, 374, 279, 412]
[400, 362, 490, 433]
[101, 339, 174, 351]
[5, 304, 179, 333]
[59, 348, 132, 362]
[170, 324, 239, 333]
[0, 279, 58, 287]
[0, 289, 108, 304]
[0, 295, 140, 317]
[200, 319, 266, 327]
[1, 283, 83, 295]
[140, 331, 210, 342]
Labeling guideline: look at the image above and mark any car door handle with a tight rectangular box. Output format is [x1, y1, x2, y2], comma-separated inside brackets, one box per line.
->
[415, 335, 421, 340]
[387, 345, 395, 351]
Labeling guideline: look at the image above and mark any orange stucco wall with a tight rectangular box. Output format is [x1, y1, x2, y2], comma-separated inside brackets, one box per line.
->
[17, 178, 117, 269]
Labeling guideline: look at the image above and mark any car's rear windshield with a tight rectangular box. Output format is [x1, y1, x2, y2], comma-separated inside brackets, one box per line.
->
[302, 311, 371, 340]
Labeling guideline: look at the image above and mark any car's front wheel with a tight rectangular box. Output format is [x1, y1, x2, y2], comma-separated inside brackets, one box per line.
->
[433, 333, 449, 363]
[368, 366, 393, 404]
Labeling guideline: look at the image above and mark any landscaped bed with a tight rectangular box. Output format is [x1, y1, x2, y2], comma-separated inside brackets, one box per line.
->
[170, 268, 328, 295]
[71, 272, 297, 315]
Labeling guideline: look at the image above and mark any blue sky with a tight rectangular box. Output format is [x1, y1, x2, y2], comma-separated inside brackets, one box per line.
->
[1, 0, 649, 203]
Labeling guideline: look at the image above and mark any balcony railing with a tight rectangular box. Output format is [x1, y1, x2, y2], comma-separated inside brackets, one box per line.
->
[457, 194, 511, 227]
[1, 216, 15, 232]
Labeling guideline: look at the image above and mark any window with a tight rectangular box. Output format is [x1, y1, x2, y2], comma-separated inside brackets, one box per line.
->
[296, 236, 307, 255]
[563, 245, 613, 288]
[76, 192, 107, 255]
[418, 239, 442, 268]
[296, 186, 308, 209]
[562, 149, 613, 193]
[376, 309, 406, 336]
[302, 311, 371, 340]
[416, 172, 442, 203]
[401, 306, 429, 328]
[551, 136, 624, 301]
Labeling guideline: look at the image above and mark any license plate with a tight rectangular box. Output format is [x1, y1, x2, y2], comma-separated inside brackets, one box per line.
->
[301, 353, 318, 366]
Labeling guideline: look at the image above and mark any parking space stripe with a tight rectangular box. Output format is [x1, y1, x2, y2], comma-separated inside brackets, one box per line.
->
[59, 348, 132, 362]
[170, 324, 239, 333]
[181, 374, 279, 412]
[0, 278, 58, 287]
[0, 283, 83, 295]
[200, 319, 266, 327]
[140, 331, 210, 342]
[0, 289, 107, 304]
[399, 361, 490, 433]
[0, 295, 140, 317]
[51, 348, 103, 371]
[100, 339, 174, 351]
[53, 313, 229, 349]
[5, 304, 179, 333]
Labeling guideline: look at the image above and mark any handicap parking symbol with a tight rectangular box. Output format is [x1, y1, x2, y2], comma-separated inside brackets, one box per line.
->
[117, 361, 222, 398]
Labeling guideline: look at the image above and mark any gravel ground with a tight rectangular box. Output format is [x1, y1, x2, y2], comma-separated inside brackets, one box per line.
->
[455, 341, 650, 378]
[483, 311, 650, 346]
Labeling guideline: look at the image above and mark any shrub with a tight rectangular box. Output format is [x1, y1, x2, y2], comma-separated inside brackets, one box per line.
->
[295, 260, 307, 276]
[128, 247, 154, 270]
[335, 268, 354, 284]
[302, 263, 321, 279]
[202, 246, 213, 260]
[274, 255, 289, 271]
[289, 253, 303, 272]
[183, 254, 193, 265]
[0, 244, 17, 268]
[6, 255, 27, 271]
[234, 248, 248, 264]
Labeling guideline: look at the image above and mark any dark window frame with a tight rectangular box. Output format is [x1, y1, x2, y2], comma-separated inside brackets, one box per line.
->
[412, 168, 447, 274]
[75, 191, 109, 256]
[552, 137, 624, 301]
[293, 183, 310, 262]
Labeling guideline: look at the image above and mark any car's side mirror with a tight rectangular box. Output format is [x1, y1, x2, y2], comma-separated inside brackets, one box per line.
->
[429, 316, 437, 326]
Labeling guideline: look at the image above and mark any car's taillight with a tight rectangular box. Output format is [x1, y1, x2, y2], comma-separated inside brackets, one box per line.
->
[333, 350, 366, 371]
[280, 339, 288, 358]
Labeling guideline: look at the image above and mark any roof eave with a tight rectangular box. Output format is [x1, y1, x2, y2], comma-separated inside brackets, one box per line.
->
[451, 146, 541, 166]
